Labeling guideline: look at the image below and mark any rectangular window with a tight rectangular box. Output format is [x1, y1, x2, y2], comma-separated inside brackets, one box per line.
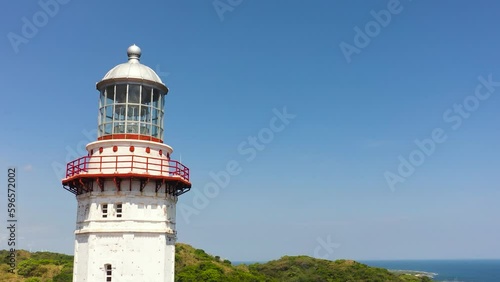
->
[102, 204, 108, 218]
[116, 203, 122, 218]
[105, 264, 112, 281]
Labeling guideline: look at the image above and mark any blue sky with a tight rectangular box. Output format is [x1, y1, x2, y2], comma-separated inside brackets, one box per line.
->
[1, 0, 500, 261]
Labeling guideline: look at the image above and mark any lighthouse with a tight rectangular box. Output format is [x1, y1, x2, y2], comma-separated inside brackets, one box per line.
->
[62, 45, 191, 282]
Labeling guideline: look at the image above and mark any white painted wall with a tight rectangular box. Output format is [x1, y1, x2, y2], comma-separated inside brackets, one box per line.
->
[73, 140, 179, 282]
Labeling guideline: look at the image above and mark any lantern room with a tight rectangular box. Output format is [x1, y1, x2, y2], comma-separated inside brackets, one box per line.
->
[96, 45, 168, 143]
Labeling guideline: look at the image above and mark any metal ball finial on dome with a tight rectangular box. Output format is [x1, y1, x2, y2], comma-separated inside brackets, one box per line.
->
[97, 44, 167, 93]
[127, 44, 141, 62]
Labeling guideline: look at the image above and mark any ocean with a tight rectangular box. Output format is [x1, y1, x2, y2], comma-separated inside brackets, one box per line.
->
[360, 260, 500, 282]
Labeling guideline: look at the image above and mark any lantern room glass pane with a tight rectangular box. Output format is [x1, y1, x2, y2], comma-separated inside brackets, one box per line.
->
[140, 122, 150, 134]
[114, 121, 125, 134]
[105, 86, 114, 105]
[99, 90, 106, 108]
[105, 106, 113, 122]
[153, 88, 160, 100]
[98, 107, 104, 124]
[127, 122, 139, 133]
[142, 86, 152, 104]
[115, 84, 127, 103]
[128, 84, 140, 103]
[160, 111, 164, 128]
[114, 105, 126, 120]
[151, 107, 159, 125]
[151, 125, 159, 137]
[160, 94, 165, 109]
[152, 89, 160, 109]
[140, 106, 150, 123]
[127, 105, 139, 120]
[104, 123, 111, 135]
[98, 83, 165, 140]
[98, 124, 104, 137]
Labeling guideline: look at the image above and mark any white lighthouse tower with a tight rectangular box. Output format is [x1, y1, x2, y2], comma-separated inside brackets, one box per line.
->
[62, 45, 191, 282]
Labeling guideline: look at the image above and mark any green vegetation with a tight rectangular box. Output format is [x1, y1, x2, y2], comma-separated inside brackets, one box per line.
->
[0, 250, 73, 282]
[0, 244, 433, 282]
[175, 243, 432, 282]
[248, 257, 432, 282]
[175, 243, 269, 281]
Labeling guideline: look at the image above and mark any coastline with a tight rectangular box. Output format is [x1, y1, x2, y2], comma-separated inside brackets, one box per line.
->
[361, 259, 500, 282]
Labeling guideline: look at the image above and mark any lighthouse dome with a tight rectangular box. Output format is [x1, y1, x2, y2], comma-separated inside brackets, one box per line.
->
[96, 45, 168, 93]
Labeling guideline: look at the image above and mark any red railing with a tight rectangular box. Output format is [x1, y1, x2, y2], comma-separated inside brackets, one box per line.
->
[65, 155, 190, 181]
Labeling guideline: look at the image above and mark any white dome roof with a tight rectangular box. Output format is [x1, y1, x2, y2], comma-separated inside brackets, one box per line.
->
[96, 45, 168, 93]
[101, 62, 163, 83]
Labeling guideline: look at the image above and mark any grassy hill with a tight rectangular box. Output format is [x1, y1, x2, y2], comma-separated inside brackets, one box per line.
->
[0, 244, 432, 282]
[175, 243, 432, 282]
[0, 250, 72, 282]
